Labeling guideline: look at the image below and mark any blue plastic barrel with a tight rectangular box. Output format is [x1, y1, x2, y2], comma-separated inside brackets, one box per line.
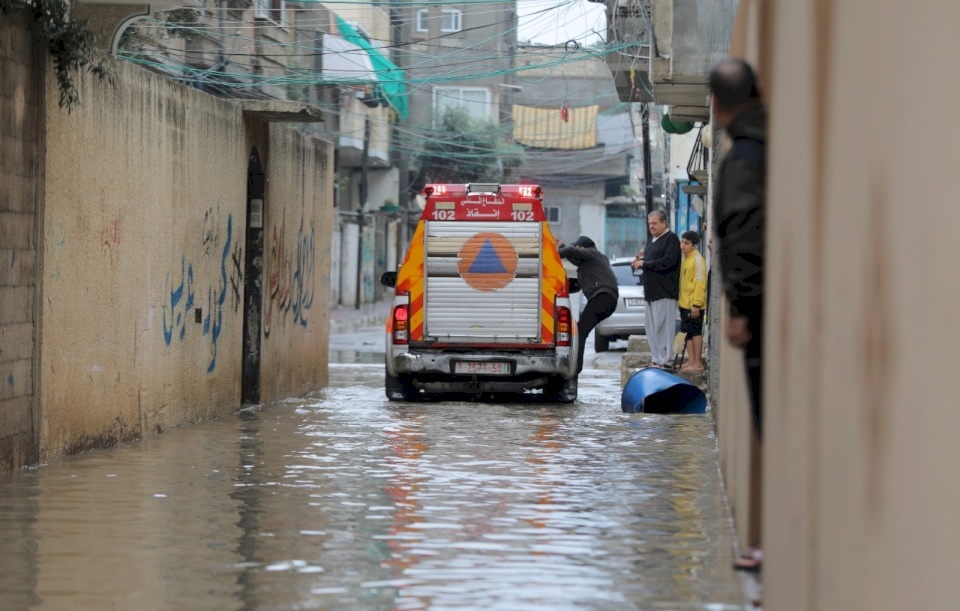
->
[621, 367, 707, 414]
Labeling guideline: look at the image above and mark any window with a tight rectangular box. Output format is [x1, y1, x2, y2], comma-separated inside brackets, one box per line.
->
[441, 8, 462, 32]
[254, 0, 269, 20]
[612, 262, 641, 285]
[272, 0, 287, 28]
[545, 206, 561, 224]
[434, 87, 491, 121]
[416, 9, 429, 32]
[254, 0, 286, 27]
[416, 8, 461, 33]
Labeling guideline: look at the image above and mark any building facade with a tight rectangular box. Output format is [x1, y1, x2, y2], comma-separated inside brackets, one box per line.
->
[94, 0, 406, 309]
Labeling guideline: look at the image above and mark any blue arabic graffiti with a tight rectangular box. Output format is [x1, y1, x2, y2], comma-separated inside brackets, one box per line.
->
[161, 214, 232, 374]
[163, 258, 194, 345]
[202, 215, 230, 373]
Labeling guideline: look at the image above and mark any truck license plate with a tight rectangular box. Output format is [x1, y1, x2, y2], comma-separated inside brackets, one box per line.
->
[454, 362, 510, 375]
[625, 298, 644, 307]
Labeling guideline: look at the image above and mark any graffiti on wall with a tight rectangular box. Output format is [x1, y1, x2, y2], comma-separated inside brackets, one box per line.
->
[162, 258, 195, 344]
[292, 218, 316, 326]
[99, 190, 122, 258]
[361, 225, 376, 304]
[45, 222, 66, 281]
[202, 206, 221, 256]
[263, 215, 316, 337]
[229, 239, 243, 313]
[161, 214, 233, 374]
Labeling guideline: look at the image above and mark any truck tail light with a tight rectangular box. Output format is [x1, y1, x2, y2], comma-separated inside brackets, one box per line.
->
[556, 306, 571, 347]
[392, 304, 409, 345]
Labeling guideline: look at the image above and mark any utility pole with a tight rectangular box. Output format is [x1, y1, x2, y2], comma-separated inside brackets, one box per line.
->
[640, 103, 654, 242]
[356, 114, 370, 309]
[389, 2, 410, 257]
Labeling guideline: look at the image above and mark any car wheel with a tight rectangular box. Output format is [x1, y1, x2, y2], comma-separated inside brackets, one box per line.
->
[594, 331, 610, 353]
[385, 372, 419, 401]
[544, 375, 577, 403]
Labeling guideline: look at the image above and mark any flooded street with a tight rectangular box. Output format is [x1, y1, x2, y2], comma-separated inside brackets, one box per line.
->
[0, 328, 747, 610]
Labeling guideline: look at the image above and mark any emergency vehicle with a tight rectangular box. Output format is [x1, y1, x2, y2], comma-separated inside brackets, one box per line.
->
[380, 183, 580, 402]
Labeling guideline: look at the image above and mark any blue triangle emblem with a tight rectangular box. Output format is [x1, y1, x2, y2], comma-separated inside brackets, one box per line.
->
[468, 239, 507, 273]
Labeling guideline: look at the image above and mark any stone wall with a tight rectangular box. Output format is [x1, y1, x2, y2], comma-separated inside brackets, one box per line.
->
[0, 11, 43, 469]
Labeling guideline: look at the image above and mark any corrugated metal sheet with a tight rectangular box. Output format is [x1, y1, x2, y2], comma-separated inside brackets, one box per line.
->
[425, 278, 541, 340]
[512, 104, 598, 150]
[424, 221, 542, 342]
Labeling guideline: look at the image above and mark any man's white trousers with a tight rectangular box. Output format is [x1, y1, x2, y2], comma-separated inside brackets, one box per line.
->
[645, 298, 677, 366]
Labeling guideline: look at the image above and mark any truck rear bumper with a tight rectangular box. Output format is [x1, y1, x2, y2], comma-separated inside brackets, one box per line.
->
[391, 352, 574, 390]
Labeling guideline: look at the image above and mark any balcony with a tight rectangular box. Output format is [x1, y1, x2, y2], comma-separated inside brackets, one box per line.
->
[73, 0, 205, 54]
[604, 0, 654, 103]
[604, 0, 736, 121]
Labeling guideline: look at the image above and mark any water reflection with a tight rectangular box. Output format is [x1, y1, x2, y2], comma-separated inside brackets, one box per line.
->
[328, 350, 383, 365]
[0, 358, 746, 610]
[231, 408, 266, 609]
[0, 468, 40, 609]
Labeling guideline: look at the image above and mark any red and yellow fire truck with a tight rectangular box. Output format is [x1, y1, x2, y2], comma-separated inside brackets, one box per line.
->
[380, 183, 580, 402]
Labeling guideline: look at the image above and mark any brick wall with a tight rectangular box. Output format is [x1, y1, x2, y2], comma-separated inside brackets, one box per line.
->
[0, 11, 42, 468]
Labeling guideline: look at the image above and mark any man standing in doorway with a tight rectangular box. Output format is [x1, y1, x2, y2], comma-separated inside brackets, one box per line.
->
[710, 57, 766, 440]
[632, 210, 681, 368]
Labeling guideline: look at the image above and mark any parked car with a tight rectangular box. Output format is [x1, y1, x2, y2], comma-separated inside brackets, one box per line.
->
[592, 257, 646, 352]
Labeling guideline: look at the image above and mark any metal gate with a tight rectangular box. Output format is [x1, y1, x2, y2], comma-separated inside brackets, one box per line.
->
[605, 215, 645, 259]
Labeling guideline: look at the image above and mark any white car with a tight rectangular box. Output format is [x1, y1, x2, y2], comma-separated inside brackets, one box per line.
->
[592, 257, 646, 352]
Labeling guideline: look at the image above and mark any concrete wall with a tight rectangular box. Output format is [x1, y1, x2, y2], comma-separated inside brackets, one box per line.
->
[727, 0, 960, 608]
[259, 124, 334, 401]
[670, 0, 738, 77]
[538, 182, 605, 246]
[27, 52, 331, 463]
[0, 12, 43, 469]
[41, 60, 244, 457]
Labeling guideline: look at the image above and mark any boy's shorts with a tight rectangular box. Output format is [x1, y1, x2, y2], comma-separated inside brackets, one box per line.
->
[679, 307, 704, 337]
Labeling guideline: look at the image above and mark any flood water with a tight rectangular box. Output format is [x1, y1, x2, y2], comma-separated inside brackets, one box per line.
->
[0, 331, 748, 610]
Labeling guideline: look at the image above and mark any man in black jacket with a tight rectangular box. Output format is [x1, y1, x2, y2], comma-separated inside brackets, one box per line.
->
[710, 57, 766, 439]
[631, 211, 681, 368]
[558, 236, 618, 374]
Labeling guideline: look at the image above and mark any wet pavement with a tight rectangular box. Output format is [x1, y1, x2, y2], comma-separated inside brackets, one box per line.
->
[0, 322, 750, 610]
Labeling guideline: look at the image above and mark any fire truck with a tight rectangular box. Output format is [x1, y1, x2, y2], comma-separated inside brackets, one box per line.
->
[380, 183, 580, 402]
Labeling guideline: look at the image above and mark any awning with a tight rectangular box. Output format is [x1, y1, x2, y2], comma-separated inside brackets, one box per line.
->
[321, 33, 376, 83]
[512, 104, 598, 150]
[335, 15, 408, 120]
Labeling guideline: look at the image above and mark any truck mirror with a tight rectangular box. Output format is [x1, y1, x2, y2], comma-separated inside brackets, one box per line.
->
[568, 279, 581, 294]
[380, 271, 398, 288]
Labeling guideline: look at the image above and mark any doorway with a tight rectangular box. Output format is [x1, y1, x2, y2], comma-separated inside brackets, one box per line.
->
[242, 147, 264, 404]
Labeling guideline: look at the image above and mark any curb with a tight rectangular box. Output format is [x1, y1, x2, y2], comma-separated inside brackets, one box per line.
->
[329, 310, 389, 335]
[330, 302, 390, 334]
[619, 334, 709, 390]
